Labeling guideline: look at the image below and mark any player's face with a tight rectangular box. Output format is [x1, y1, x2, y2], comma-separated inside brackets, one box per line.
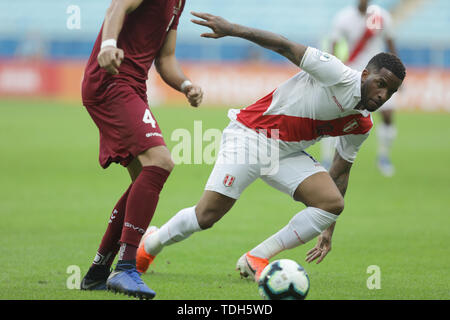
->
[358, 0, 369, 13]
[360, 67, 402, 112]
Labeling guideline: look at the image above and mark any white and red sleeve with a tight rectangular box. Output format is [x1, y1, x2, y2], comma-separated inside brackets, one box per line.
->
[335, 133, 370, 163]
[299, 47, 351, 87]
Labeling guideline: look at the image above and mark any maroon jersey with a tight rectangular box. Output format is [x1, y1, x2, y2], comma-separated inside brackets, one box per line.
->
[82, 0, 185, 106]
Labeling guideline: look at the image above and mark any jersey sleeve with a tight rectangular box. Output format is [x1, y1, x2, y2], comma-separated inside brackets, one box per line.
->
[170, 0, 186, 30]
[299, 47, 351, 87]
[335, 133, 369, 163]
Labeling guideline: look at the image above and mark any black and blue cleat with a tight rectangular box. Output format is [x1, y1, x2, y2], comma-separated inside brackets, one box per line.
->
[106, 261, 156, 300]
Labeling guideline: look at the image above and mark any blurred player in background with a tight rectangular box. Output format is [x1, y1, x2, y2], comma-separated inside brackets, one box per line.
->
[321, 0, 399, 176]
[79, 0, 203, 299]
[136, 12, 405, 281]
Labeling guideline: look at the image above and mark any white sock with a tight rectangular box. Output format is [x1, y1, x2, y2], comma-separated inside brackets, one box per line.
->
[250, 207, 338, 260]
[145, 206, 201, 255]
[377, 123, 397, 158]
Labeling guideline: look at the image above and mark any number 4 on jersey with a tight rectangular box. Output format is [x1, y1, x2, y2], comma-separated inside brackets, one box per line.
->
[143, 109, 156, 128]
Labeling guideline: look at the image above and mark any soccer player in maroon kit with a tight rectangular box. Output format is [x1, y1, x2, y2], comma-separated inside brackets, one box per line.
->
[79, 0, 203, 299]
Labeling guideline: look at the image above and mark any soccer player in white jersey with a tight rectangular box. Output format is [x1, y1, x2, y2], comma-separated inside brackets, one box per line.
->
[321, 0, 399, 176]
[135, 12, 405, 281]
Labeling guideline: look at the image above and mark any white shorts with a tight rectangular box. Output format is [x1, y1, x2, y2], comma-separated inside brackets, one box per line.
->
[204, 121, 327, 200]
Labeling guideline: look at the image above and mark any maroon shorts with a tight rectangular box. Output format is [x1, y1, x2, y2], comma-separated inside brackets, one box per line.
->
[85, 83, 166, 169]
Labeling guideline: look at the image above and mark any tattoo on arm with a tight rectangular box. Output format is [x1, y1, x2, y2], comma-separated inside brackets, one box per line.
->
[232, 25, 307, 66]
[333, 171, 350, 197]
[329, 152, 352, 197]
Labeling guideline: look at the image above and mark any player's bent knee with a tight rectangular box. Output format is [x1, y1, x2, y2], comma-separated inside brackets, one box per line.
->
[158, 158, 175, 172]
[321, 196, 345, 216]
[196, 210, 220, 229]
[195, 207, 227, 229]
[138, 147, 175, 172]
[195, 191, 236, 229]
[146, 157, 175, 172]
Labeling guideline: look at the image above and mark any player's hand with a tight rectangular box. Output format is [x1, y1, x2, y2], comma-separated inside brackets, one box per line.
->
[183, 83, 203, 107]
[97, 46, 124, 75]
[305, 233, 332, 264]
[190, 12, 234, 39]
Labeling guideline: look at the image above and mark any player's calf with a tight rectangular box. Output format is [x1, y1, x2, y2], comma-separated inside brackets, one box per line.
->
[195, 190, 236, 229]
[136, 206, 202, 273]
[242, 207, 340, 270]
[137, 192, 236, 273]
[195, 206, 227, 229]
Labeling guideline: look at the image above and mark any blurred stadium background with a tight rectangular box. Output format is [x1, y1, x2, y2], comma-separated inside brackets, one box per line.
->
[0, 0, 449, 110]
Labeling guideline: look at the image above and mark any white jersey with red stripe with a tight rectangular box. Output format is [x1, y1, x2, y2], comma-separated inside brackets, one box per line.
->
[228, 46, 373, 163]
[330, 5, 394, 71]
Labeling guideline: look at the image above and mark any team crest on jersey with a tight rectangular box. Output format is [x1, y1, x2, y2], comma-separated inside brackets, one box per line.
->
[320, 52, 331, 62]
[343, 119, 360, 133]
[223, 174, 235, 187]
[315, 50, 331, 62]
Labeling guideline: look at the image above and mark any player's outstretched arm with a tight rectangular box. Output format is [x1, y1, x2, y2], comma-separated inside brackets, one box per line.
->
[155, 30, 203, 107]
[97, 0, 144, 74]
[306, 153, 352, 264]
[191, 12, 307, 66]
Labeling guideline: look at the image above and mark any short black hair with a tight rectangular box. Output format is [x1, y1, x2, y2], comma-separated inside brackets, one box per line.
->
[366, 52, 406, 81]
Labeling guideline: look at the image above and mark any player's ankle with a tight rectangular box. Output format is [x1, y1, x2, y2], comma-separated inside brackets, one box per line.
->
[115, 259, 136, 271]
[144, 231, 163, 256]
[86, 264, 111, 278]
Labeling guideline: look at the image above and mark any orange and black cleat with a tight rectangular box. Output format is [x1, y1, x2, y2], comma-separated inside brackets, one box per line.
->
[136, 227, 158, 274]
[236, 252, 269, 282]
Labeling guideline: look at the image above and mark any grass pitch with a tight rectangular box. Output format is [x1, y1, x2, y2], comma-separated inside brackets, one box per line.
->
[0, 99, 449, 300]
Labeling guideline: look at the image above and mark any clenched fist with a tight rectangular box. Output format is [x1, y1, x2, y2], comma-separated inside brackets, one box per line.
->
[97, 46, 124, 75]
[182, 83, 204, 107]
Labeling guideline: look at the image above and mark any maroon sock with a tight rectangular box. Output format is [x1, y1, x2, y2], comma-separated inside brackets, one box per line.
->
[118, 243, 138, 262]
[120, 166, 170, 251]
[91, 184, 133, 269]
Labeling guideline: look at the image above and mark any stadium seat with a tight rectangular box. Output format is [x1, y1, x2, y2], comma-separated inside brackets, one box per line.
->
[0, 0, 448, 67]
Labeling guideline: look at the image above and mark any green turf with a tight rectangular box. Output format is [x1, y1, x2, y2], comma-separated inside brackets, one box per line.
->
[0, 99, 449, 300]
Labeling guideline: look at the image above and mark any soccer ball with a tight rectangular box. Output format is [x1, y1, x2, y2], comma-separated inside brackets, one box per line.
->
[257, 259, 310, 300]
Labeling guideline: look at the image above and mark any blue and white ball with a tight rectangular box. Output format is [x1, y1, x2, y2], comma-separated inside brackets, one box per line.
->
[258, 259, 310, 300]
